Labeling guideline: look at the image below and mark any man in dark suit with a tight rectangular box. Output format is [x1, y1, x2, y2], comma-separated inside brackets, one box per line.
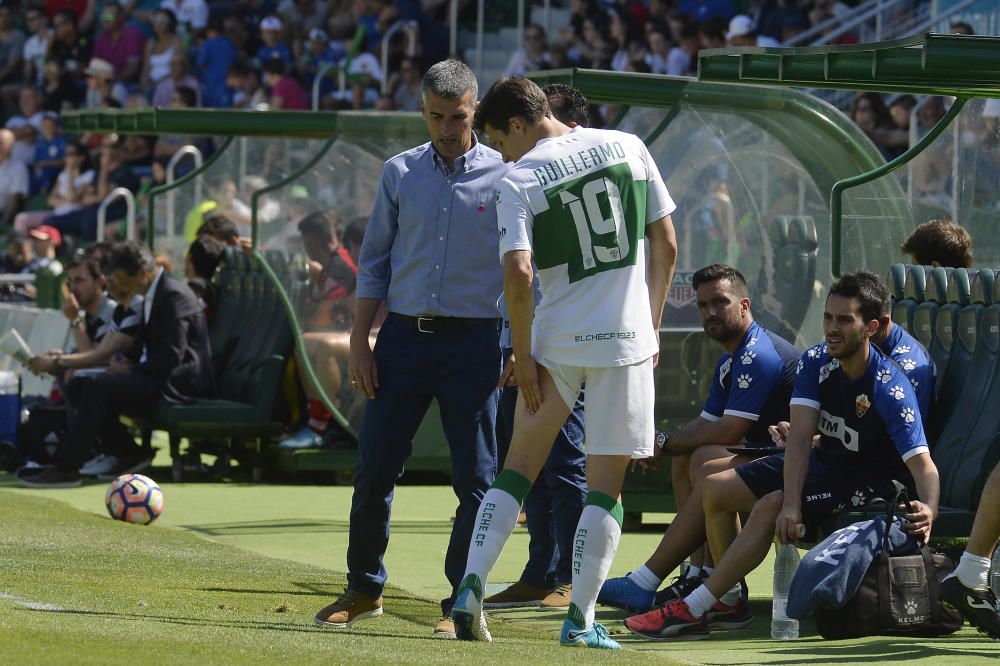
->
[21, 241, 213, 488]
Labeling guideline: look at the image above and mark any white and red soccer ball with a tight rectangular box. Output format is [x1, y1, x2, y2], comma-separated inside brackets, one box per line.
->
[105, 474, 164, 525]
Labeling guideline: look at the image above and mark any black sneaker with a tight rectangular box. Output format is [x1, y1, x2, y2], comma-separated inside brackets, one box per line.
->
[19, 467, 82, 488]
[15, 462, 55, 479]
[654, 570, 707, 606]
[940, 575, 1000, 639]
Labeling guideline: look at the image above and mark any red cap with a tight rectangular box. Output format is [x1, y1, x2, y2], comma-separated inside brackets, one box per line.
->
[30, 224, 62, 247]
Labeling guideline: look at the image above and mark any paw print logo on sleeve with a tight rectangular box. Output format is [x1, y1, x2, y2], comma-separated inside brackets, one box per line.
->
[900, 407, 916, 424]
[888, 385, 906, 400]
[740, 350, 757, 365]
[796, 359, 804, 375]
[851, 489, 867, 506]
[893, 344, 911, 355]
[876, 368, 893, 383]
[737, 374, 752, 389]
[900, 358, 917, 371]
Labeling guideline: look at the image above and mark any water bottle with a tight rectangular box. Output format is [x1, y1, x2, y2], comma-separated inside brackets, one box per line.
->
[771, 541, 801, 640]
[990, 545, 1000, 594]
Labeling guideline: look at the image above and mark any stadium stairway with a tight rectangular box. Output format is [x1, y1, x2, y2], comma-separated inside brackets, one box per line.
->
[818, 263, 1000, 540]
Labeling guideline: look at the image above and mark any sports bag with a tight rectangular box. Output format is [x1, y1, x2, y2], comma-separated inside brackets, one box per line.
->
[814, 487, 963, 638]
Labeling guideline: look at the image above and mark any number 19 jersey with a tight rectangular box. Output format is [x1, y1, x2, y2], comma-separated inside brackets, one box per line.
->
[497, 127, 676, 367]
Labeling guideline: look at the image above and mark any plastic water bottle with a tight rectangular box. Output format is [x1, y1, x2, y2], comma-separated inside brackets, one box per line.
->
[990, 545, 1000, 594]
[771, 542, 801, 640]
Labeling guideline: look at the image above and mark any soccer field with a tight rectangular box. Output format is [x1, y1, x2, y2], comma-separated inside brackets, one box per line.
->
[0, 471, 996, 665]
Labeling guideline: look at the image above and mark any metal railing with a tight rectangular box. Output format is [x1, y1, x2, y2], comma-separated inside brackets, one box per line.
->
[96, 187, 136, 242]
[449, 0, 458, 57]
[380, 19, 418, 95]
[164, 145, 203, 251]
[312, 60, 346, 111]
[810, 0, 908, 46]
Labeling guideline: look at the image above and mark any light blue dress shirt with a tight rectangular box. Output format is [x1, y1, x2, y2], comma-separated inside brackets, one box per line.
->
[357, 138, 509, 318]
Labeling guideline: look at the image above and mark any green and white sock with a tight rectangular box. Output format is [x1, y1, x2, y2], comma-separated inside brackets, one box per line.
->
[569, 491, 623, 628]
[459, 469, 532, 598]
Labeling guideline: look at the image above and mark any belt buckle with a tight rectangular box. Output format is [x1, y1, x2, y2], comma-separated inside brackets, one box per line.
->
[416, 316, 435, 334]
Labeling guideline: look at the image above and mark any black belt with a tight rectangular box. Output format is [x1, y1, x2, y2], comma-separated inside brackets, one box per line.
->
[389, 312, 499, 334]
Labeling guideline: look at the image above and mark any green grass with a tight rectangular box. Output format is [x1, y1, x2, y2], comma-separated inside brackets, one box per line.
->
[0, 472, 997, 664]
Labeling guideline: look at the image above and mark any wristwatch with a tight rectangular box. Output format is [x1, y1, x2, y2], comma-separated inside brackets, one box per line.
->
[70, 313, 85, 327]
[654, 431, 670, 452]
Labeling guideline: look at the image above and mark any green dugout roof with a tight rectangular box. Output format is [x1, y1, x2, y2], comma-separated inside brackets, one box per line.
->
[697, 32, 1000, 96]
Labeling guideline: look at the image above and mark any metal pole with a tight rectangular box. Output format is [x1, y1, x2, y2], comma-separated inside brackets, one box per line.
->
[449, 0, 458, 58]
[517, 0, 524, 51]
[380, 20, 413, 94]
[97, 188, 136, 242]
[476, 0, 484, 76]
[875, 0, 883, 42]
[312, 61, 338, 111]
[951, 99, 961, 225]
[165, 145, 203, 253]
[543, 0, 551, 37]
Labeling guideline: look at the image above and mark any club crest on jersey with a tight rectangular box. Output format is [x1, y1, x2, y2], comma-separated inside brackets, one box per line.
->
[855, 393, 871, 418]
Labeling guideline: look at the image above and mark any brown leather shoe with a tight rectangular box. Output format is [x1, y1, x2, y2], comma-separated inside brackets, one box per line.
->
[432, 615, 457, 639]
[539, 583, 571, 611]
[483, 581, 554, 609]
[314, 589, 384, 628]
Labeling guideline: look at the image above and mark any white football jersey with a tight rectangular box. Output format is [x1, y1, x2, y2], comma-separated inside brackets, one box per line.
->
[497, 127, 675, 367]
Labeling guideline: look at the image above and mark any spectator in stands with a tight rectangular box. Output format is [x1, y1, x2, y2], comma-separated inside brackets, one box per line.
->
[698, 17, 727, 50]
[6, 85, 45, 167]
[23, 7, 51, 87]
[296, 27, 342, 101]
[185, 178, 251, 242]
[900, 219, 973, 269]
[626, 272, 939, 641]
[0, 4, 25, 92]
[92, 3, 146, 84]
[726, 15, 781, 47]
[851, 92, 907, 160]
[185, 234, 225, 319]
[0, 130, 29, 229]
[47, 9, 92, 84]
[83, 57, 128, 108]
[390, 55, 421, 112]
[161, 0, 210, 36]
[280, 0, 330, 42]
[677, 0, 734, 23]
[940, 461, 1000, 639]
[153, 85, 200, 159]
[21, 240, 214, 488]
[31, 112, 67, 195]
[41, 58, 82, 111]
[889, 94, 917, 134]
[153, 51, 202, 107]
[48, 134, 139, 241]
[504, 24, 549, 77]
[756, 0, 807, 42]
[14, 140, 93, 233]
[261, 58, 308, 109]
[949, 21, 974, 36]
[227, 60, 267, 109]
[196, 13, 238, 108]
[667, 19, 700, 76]
[644, 23, 670, 75]
[238, 0, 282, 53]
[141, 8, 183, 92]
[257, 15, 293, 68]
[607, 6, 641, 72]
[0, 231, 32, 278]
[26, 225, 62, 273]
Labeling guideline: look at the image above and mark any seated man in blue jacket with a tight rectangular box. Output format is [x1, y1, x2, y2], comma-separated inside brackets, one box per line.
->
[22, 241, 213, 488]
[625, 271, 940, 640]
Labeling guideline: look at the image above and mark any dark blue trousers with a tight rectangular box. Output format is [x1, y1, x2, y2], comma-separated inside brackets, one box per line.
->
[496, 352, 587, 588]
[346, 316, 501, 614]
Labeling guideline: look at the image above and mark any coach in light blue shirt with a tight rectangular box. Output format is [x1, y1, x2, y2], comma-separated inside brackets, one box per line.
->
[312, 59, 508, 638]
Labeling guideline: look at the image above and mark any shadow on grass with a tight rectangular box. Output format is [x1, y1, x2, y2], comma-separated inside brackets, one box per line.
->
[183, 519, 454, 537]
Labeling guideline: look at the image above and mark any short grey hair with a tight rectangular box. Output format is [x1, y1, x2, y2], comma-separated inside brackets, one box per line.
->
[422, 59, 478, 101]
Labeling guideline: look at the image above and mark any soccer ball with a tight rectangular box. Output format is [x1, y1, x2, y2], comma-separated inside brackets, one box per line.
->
[105, 474, 164, 525]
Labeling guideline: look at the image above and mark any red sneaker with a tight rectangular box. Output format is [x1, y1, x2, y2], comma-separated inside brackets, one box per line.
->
[706, 596, 753, 630]
[624, 598, 709, 641]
